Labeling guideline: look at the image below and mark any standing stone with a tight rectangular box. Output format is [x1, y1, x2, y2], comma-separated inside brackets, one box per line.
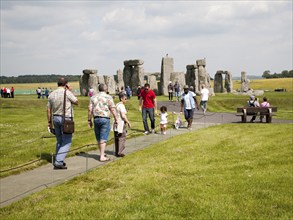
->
[224, 71, 233, 92]
[123, 65, 132, 90]
[160, 56, 174, 95]
[79, 69, 99, 96]
[171, 72, 186, 91]
[104, 75, 116, 94]
[186, 64, 198, 92]
[148, 75, 158, 95]
[241, 71, 249, 92]
[123, 59, 144, 94]
[132, 65, 144, 93]
[214, 71, 224, 93]
[116, 69, 124, 90]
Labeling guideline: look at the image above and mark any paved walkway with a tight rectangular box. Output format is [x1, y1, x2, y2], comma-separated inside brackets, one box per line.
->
[1, 103, 292, 207]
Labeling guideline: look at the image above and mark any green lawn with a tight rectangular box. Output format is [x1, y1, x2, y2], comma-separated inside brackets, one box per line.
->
[1, 124, 292, 219]
[0, 91, 292, 177]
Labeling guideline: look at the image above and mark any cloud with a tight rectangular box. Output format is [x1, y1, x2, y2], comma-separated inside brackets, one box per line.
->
[1, 1, 292, 77]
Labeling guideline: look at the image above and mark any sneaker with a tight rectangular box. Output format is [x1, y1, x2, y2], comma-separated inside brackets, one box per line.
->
[163, 131, 166, 135]
[144, 131, 150, 135]
[151, 129, 155, 134]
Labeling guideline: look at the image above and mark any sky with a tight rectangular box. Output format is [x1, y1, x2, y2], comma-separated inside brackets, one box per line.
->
[1, 0, 292, 77]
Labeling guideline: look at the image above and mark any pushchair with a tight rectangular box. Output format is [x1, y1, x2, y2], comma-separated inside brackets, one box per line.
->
[172, 112, 183, 129]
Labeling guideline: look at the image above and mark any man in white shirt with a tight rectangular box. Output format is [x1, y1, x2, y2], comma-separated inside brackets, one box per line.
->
[200, 84, 210, 114]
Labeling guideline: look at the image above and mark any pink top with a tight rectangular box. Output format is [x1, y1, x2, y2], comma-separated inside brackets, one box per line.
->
[261, 101, 270, 107]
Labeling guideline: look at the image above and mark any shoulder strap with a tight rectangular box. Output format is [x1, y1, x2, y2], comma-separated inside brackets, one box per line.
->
[63, 89, 66, 119]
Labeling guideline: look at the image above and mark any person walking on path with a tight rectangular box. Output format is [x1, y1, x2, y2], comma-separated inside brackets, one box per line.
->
[114, 92, 131, 157]
[47, 77, 78, 169]
[88, 84, 118, 162]
[180, 85, 199, 129]
[139, 83, 157, 134]
[200, 84, 210, 114]
[159, 106, 168, 135]
[167, 81, 174, 101]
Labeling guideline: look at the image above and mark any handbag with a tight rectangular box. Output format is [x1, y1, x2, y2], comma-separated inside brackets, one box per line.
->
[62, 89, 75, 134]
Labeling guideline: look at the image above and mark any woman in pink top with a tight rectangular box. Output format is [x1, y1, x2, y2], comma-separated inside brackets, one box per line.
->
[260, 97, 270, 122]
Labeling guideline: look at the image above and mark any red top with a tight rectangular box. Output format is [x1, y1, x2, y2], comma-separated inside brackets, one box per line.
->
[140, 89, 156, 108]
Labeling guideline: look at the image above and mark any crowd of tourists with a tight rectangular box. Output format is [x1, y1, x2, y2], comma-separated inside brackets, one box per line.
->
[47, 77, 271, 170]
[1, 87, 15, 98]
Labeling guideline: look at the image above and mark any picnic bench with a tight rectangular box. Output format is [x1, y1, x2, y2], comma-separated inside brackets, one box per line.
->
[236, 107, 277, 123]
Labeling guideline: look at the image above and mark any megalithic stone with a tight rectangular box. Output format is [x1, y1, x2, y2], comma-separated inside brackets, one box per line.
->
[148, 75, 158, 95]
[80, 69, 99, 96]
[241, 71, 249, 92]
[224, 71, 233, 93]
[160, 56, 174, 95]
[214, 71, 224, 93]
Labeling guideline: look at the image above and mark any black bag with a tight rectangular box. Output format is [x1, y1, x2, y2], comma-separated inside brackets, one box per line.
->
[62, 89, 75, 134]
[63, 119, 74, 134]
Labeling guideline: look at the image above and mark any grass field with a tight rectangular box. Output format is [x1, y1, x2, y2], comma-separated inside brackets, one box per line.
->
[0, 85, 292, 177]
[0, 124, 292, 219]
[0, 78, 292, 218]
[1, 78, 292, 94]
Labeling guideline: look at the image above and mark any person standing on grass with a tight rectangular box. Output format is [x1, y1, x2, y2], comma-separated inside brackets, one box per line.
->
[114, 92, 131, 157]
[180, 85, 199, 130]
[88, 84, 118, 162]
[47, 77, 78, 169]
[10, 87, 15, 98]
[200, 84, 210, 114]
[136, 85, 141, 100]
[139, 83, 157, 134]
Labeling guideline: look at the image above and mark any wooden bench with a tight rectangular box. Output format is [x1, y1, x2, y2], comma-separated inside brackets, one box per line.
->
[236, 107, 277, 123]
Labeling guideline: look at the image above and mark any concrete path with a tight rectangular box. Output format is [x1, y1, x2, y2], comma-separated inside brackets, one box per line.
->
[1, 104, 291, 207]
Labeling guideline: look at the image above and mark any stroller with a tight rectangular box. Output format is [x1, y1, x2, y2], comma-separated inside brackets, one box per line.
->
[173, 112, 183, 129]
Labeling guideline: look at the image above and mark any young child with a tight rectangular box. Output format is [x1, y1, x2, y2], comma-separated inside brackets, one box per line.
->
[173, 112, 183, 129]
[159, 106, 168, 135]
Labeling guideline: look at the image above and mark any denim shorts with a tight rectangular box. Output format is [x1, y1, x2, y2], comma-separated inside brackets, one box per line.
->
[94, 117, 111, 143]
[184, 108, 194, 120]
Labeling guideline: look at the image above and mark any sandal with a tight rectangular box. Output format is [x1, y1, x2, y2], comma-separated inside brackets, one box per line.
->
[100, 157, 110, 162]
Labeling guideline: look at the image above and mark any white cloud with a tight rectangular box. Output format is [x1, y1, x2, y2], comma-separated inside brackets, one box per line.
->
[1, 0, 292, 77]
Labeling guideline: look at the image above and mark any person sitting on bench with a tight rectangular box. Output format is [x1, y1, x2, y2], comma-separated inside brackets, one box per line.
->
[247, 96, 260, 123]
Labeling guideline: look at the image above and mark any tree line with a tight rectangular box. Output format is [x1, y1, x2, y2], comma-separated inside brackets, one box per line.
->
[262, 70, 293, 79]
[0, 75, 80, 84]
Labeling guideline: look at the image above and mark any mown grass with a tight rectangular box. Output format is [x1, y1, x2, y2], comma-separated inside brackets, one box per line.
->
[0, 95, 145, 177]
[0, 87, 292, 177]
[0, 124, 292, 219]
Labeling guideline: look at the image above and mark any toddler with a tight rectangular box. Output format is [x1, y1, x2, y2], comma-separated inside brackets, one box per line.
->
[159, 106, 168, 135]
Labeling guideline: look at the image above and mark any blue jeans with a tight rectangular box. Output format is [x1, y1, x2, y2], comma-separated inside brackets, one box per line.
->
[53, 116, 72, 166]
[142, 108, 155, 132]
[94, 117, 111, 143]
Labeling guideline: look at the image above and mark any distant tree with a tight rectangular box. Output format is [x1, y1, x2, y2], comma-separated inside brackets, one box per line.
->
[262, 70, 271, 79]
